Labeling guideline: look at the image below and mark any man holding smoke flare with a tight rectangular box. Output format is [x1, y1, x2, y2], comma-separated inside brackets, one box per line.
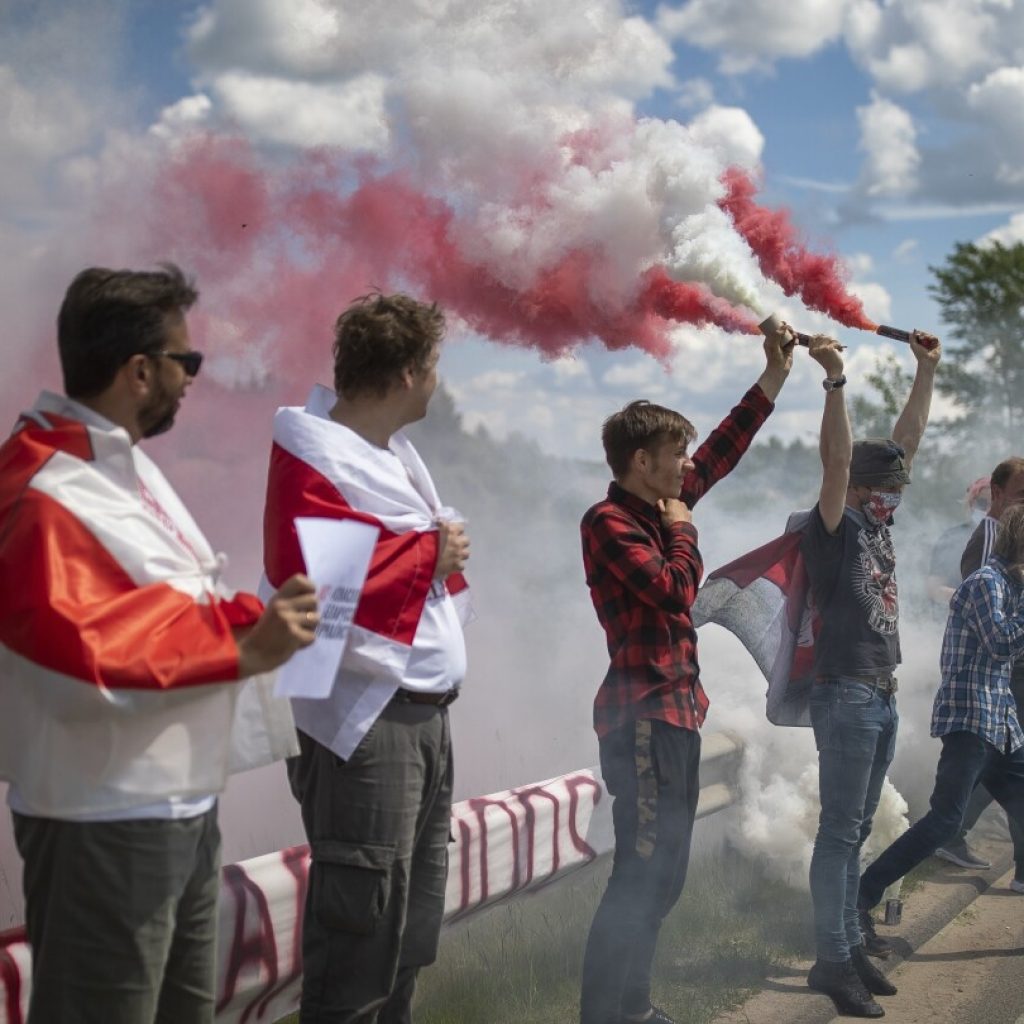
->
[801, 329, 940, 1018]
[577, 324, 796, 1024]
[857, 504, 1024, 944]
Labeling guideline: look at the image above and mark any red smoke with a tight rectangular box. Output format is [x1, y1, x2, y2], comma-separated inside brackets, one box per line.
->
[718, 167, 878, 331]
[141, 136, 758, 375]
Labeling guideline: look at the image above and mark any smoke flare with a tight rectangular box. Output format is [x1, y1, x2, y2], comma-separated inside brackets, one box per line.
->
[719, 167, 878, 331]
[142, 136, 760, 372]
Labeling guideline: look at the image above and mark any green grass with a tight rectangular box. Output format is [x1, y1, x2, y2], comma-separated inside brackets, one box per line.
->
[276, 848, 814, 1024]
[412, 849, 812, 1024]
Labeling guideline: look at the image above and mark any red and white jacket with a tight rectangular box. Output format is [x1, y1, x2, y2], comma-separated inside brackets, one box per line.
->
[0, 393, 296, 817]
[263, 385, 471, 759]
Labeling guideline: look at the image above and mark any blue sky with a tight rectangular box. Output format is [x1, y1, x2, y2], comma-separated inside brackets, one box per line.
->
[2, 0, 1022, 458]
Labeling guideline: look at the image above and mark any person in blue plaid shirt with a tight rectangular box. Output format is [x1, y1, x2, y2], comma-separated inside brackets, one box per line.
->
[857, 504, 1024, 914]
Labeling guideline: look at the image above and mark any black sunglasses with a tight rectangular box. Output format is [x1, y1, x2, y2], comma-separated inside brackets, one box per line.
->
[156, 350, 204, 377]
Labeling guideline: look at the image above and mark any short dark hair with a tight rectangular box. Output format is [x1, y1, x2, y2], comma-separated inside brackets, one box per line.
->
[332, 292, 445, 399]
[991, 457, 1024, 490]
[58, 263, 198, 398]
[601, 400, 697, 478]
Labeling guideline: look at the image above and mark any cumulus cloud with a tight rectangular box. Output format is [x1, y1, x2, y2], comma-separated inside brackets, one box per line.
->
[676, 76, 716, 110]
[980, 212, 1024, 247]
[209, 71, 389, 151]
[966, 66, 1024, 186]
[844, 0, 1016, 94]
[856, 92, 919, 196]
[657, 0, 851, 72]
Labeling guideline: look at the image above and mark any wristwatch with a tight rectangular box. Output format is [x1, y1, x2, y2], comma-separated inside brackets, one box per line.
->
[822, 375, 847, 392]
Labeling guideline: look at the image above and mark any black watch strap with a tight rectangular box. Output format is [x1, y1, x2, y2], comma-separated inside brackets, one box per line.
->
[823, 375, 847, 392]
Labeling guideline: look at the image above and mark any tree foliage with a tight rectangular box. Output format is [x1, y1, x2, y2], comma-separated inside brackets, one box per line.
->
[928, 240, 1024, 437]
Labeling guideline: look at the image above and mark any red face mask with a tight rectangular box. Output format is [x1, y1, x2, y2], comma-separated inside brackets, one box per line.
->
[863, 490, 902, 527]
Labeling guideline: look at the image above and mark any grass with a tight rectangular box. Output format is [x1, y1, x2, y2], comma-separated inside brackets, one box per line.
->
[410, 848, 812, 1024]
[275, 848, 814, 1024]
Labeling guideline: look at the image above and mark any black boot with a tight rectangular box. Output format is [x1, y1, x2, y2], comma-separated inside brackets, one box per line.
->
[851, 944, 897, 996]
[807, 959, 885, 1018]
[858, 907, 893, 958]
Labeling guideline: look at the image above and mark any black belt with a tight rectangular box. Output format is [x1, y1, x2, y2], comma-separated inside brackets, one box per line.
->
[391, 688, 460, 707]
[817, 674, 898, 695]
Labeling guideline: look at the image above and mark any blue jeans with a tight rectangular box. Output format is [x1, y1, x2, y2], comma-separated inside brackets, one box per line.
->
[859, 730, 1024, 908]
[809, 679, 898, 962]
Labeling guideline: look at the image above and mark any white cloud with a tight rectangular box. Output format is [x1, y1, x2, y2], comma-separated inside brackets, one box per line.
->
[657, 0, 851, 70]
[966, 66, 1024, 186]
[210, 72, 389, 151]
[602, 360, 663, 390]
[844, 0, 1014, 93]
[150, 94, 214, 141]
[686, 104, 765, 171]
[847, 280, 892, 324]
[980, 212, 1024, 247]
[856, 92, 919, 197]
[892, 238, 919, 261]
[676, 76, 715, 110]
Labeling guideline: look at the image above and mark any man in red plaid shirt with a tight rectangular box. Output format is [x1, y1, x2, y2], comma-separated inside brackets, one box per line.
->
[578, 325, 796, 1024]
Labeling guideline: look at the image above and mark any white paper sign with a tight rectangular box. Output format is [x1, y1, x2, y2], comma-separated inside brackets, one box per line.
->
[273, 516, 380, 700]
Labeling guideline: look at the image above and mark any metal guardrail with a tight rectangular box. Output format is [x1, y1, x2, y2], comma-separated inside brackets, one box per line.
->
[0, 731, 744, 1024]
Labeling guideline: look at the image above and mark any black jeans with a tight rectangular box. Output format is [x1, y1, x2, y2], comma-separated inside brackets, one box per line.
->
[580, 720, 701, 1024]
[955, 677, 1024, 873]
[288, 701, 453, 1024]
[859, 730, 1024, 909]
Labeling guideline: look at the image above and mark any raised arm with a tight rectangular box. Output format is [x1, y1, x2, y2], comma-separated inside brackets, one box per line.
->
[681, 328, 794, 506]
[891, 331, 941, 468]
[808, 335, 851, 534]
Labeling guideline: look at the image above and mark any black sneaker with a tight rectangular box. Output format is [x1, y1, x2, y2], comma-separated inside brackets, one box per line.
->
[621, 1008, 676, 1024]
[858, 908, 893, 958]
[934, 840, 991, 870]
[851, 944, 897, 996]
[807, 959, 885, 1018]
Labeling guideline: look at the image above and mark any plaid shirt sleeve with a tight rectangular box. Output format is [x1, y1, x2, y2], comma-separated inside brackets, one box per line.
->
[681, 384, 774, 507]
[586, 509, 702, 613]
[961, 570, 1024, 660]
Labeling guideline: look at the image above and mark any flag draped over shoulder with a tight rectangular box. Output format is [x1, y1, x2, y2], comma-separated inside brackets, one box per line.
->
[263, 384, 471, 758]
[692, 511, 816, 726]
[0, 394, 293, 817]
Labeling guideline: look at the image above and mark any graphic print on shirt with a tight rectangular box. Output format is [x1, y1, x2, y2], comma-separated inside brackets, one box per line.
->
[854, 525, 898, 635]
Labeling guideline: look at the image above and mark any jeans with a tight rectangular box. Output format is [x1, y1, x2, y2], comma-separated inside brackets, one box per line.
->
[954, 676, 1024, 874]
[859, 730, 1024, 909]
[580, 720, 701, 1024]
[809, 679, 898, 962]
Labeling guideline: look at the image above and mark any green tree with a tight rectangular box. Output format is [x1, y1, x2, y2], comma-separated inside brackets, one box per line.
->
[929, 240, 1024, 437]
[848, 351, 912, 439]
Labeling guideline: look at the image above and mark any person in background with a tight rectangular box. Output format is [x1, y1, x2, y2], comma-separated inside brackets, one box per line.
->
[925, 477, 990, 611]
[0, 264, 317, 1024]
[934, 457, 1024, 877]
[859, 505, 1024, 924]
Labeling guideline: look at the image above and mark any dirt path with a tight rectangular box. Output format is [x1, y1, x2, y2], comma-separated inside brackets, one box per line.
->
[859, 867, 1024, 1024]
[713, 832, 1020, 1024]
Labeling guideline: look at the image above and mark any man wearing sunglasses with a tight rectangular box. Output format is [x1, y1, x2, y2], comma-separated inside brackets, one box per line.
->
[0, 263, 318, 1024]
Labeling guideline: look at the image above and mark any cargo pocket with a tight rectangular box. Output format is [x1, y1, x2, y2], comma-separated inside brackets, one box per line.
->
[310, 840, 395, 934]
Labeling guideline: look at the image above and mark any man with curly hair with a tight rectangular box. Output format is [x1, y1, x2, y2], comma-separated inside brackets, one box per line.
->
[263, 292, 472, 1024]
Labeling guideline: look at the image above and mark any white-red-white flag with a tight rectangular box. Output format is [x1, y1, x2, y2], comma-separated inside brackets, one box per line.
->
[263, 385, 471, 757]
[692, 512, 817, 726]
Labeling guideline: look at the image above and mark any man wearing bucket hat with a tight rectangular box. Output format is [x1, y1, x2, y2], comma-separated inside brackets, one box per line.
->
[800, 331, 941, 1018]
